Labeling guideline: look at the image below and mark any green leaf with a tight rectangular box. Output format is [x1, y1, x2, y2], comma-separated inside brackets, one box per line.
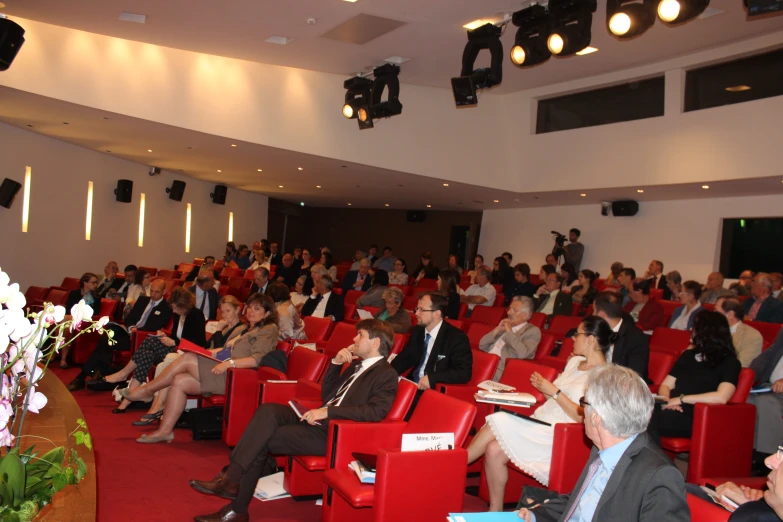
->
[76, 419, 87, 430]
[0, 453, 26, 508]
[64, 468, 75, 486]
[73, 432, 84, 445]
[83, 434, 92, 452]
[75, 459, 87, 482]
[51, 473, 66, 493]
[38, 448, 64, 470]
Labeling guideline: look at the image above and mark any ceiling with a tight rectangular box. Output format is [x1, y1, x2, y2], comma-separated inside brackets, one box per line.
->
[3, 0, 783, 94]
[2, 86, 782, 210]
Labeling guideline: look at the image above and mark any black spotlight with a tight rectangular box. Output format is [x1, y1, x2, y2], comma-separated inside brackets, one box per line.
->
[342, 76, 373, 120]
[607, 0, 656, 38]
[656, 0, 709, 25]
[451, 23, 503, 107]
[510, 5, 552, 68]
[0, 18, 25, 72]
[547, 0, 598, 57]
[354, 64, 403, 130]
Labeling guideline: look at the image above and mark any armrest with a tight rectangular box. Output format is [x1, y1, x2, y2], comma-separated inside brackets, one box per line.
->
[326, 420, 407, 471]
[258, 367, 287, 381]
[437, 383, 480, 404]
[259, 381, 322, 406]
[699, 477, 767, 489]
[314, 341, 330, 352]
[687, 493, 731, 522]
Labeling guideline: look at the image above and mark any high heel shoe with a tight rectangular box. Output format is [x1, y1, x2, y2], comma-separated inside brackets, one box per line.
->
[132, 410, 164, 426]
[136, 432, 174, 444]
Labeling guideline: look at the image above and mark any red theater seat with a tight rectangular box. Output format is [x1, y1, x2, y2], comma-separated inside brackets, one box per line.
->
[343, 290, 365, 307]
[648, 350, 677, 393]
[469, 306, 506, 326]
[529, 312, 546, 329]
[436, 350, 499, 404]
[649, 327, 691, 356]
[746, 320, 782, 347]
[303, 316, 335, 342]
[547, 316, 582, 342]
[60, 277, 81, 291]
[315, 322, 357, 358]
[687, 493, 730, 522]
[138, 266, 158, 277]
[535, 332, 556, 360]
[467, 322, 495, 351]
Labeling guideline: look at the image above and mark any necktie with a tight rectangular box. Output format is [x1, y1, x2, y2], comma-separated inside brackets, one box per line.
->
[137, 301, 155, 328]
[200, 291, 207, 311]
[537, 294, 550, 313]
[324, 364, 362, 407]
[563, 456, 603, 522]
[411, 333, 432, 384]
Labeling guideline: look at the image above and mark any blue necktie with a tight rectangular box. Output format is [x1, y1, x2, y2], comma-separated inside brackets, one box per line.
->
[412, 333, 432, 384]
[136, 301, 155, 329]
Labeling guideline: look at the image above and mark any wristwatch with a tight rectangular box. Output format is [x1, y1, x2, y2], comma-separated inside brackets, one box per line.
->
[679, 394, 686, 404]
[552, 389, 562, 400]
[228, 359, 236, 368]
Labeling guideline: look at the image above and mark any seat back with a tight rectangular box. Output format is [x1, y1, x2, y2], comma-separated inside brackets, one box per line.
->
[729, 368, 755, 404]
[470, 306, 506, 326]
[648, 350, 677, 387]
[220, 267, 243, 280]
[658, 299, 681, 317]
[746, 321, 782, 347]
[548, 316, 582, 341]
[499, 359, 559, 405]
[138, 266, 158, 276]
[385, 379, 418, 421]
[343, 290, 365, 307]
[405, 390, 477, 447]
[467, 350, 499, 386]
[60, 277, 81, 291]
[416, 279, 439, 290]
[547, 423, 593, 494]
[687, 493, 731, 522]
[535, 332, 556, 359]
[98, 298, 118, 318]
[303, 316, 335, 342]
[467, 322, 495, 350]
[158, 269, 180, 279]
[46, 288, 69, 307]
[323, 322, 357, 356]
[649, 327, 691, 356]
[557, 338, 575, 359]
[649, 288, 663, 301]
[362, 306, 380, 317]
[529, 312, 546, 329]
[391, 333, 407, 356]
[402, 295, 419, 312]
[24, 286, 49, 306]
[287, 347, 329, 382]
[177, 263, 195, 274]
[163, 279, 180, 293]
[445, 318, 463, 330]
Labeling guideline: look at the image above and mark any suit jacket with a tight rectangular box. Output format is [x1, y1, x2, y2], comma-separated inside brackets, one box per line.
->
[749, 328, 783, 384]
[268, 253, 283, 267]
[275, 264, 300, 288]
[391, 320, 472, 389]
[65, 290, 99, 312]
[479, 322, 541, 380]
[340, 270, 373, 292]
[744, 296, 783, 324]
[534, 291, 572, 317]
[249, 282, 268, 296]
[97, 277, 124, 298]
[530, 432, 689, 522]
[170, 308, 207, 347]
[188, 285, 220, 321]
[124, 295, 173, 332]
[301, 292, 345, 322]
[732, 321, 763, 367]
[321, 358, 399, 423]
[623, 299, 666, 332]
[613, 317, 650, 383]
[648, 274, 671, 300]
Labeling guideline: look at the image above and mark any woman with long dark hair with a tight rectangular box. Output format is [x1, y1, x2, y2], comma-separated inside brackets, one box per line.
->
[438, 269, 461, 320]
[412, 252, 439, 284]
[559, 263, 578, 292]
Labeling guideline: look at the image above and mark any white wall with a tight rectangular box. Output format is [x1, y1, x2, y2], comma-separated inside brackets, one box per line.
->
[478, 195, 783, 283]
[0, 123, 268, 291]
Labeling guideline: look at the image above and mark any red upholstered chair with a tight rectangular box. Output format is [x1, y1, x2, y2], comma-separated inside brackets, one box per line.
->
[467, 322, 495, 350]
[24, 286, 50, 310]
[649, 288, 663, 301]
[243, 269, 255, 280]
[416, 278, 439, 290]
[445, 318, 463, 330]
[72, 299, 120, 364]
[537, 338, 574, 373]
[219, 267, 243, 284]
[303, 316, 335, 342]
[322, 390, 477, 522]
[336, 265, 350, 283]
[647, 350, 677, 393]
[157, 269, 180, 279]
[343, 290, 365, 307]
[387, 285, 409, 296]
[162, 279, 180, 294]
[183, 281, 194, 290]
[283, 379, 419, 498]
[658, 299, 681, 317]
[390, 334, 407, 356]
[529, 312, 546, 329]
[193, 258, 205, 266]
[226, 277, 251, 300]
[343, 304, 357, 323]
[60, 277, 81, 291]
[402, 295, 418, 312]
[469, 306, 506, 326]
[687, 493, 731, 522]
[547, 316, 582, 342]
[649, 327, 691, 356]
[660, 368, 756, 484]
[138, 266, 158, 277]
[746, 320, 782, 347]
[213, 260, 225, 270]
[361, 306, 380, 317]
[535, 332, 556, 360]
[315, 322, 357, 358]
[436, 350, 499, 403]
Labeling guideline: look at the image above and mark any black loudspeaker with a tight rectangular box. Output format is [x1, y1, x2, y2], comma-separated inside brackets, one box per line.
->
[166, 180, 186, 201]
[0, 178, 22, 209]
[114, 179, 133, 203]
[406, 210, 426, 222]
[0, 19, 25, 72]
[612, 200, 640, 217]
[211, 184, 227, 205]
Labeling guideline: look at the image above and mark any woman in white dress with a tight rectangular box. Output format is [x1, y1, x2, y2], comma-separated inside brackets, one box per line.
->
[466, 315, 614, 511]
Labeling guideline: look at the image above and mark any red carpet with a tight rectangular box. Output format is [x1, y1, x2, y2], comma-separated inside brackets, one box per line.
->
[51, 368, 488, 521]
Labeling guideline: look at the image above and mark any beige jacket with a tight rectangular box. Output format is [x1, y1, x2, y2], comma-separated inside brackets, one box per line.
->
[732, 321, 763, 367]
[479, 322, 542, 380]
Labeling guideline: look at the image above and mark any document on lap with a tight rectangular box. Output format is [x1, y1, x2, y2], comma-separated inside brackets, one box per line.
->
[177, 339, 229, 361]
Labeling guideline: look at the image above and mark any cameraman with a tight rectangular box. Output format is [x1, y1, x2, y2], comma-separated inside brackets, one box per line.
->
[564, 228, 584, 272]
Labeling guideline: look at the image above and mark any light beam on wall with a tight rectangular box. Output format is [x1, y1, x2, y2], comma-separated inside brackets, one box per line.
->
[228, 212, 234, 242]
[185, 203, 192, 253]
[21, 166, 31, 232]
[138, 193, 146, 247]
[85, 181, 94, 240]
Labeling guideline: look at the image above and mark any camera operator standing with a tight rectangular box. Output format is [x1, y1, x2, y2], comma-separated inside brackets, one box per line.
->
[563, 228, 584, 272]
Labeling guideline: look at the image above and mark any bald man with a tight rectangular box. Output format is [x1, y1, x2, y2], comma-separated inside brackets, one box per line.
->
[701, 272, 733, 304]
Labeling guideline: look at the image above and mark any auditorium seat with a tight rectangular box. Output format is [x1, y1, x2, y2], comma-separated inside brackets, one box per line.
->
[45, 288, 69, 307]
[537, 338, 574, 373]
[24, 286, 49, 309]
[335, 265, 350, 283]
[314, 322, 357, 358]
[193, 258, 205, 266]
[535, 332, 556, 359]
[322, 390, 476, 522]
[445, 318, 463, 330]
[746, 320, 782, 347]
[60, 277, 81, 291]
[157, 269, 180, 279]
[648, 350, 677, 393]
[243, 268, 255, 280]
[342, 304, 357, 323]
[469, 306, 506, 327]
[649, 327, 691, 356]
[687, 493, 730, 522]
[402, 295, 418, 312]
[529, 312, 546, 329]
[416, 279, 439, 291]
[213, 260, 225, 270]
[658, 299, 681, 317]
[226, 276, 251, 301]
[649, 288, 663, 301]
[138, 266, 158, 277]
[547, 316, 582, 342]
[302, 316, 335, 342]
[387, 284, 408, 295]
[390, 333, 407, 356]
[72, 298, 120, 364]
[343, 290, 364, 307]
[219, 267, 243, 284]
[177, 263, 196, 276]
[467, 323, 495, 351]
[436, 350, 499, 404]
[162, 279, 180, 294]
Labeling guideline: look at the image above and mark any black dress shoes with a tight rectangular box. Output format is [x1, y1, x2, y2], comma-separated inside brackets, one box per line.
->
[193, 504, 248, 522]
[189, 472, 239, 500]
[66, 378, 85, 392]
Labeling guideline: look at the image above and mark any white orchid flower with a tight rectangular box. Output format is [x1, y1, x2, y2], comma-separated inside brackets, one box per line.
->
[5, 283, 25, 311]
[0, 400, 12, 427]
[25, 387, 47, 414]
[69, 300, 94, 332]
[0, 427, 15, 447]
[95, 316, 110, 333]
[41, 304, 66, 326]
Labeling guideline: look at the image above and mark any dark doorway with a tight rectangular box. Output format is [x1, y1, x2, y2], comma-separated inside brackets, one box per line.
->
[449, 226, 471, 270]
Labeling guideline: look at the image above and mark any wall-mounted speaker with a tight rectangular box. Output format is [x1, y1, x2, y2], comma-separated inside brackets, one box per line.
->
[612, 200, 639, 217]
[407, 210, 426, 222]
[166, 180, 186, 201]
[0, 178, 22, 209]
[114, 179, 133, 203]
[0, 19, 25, 72]
[211, 184, 227, 205]
[148, 167, 161, 176]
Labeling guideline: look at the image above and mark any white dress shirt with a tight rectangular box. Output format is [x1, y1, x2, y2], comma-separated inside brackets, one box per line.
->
[195, 286, 211, 321]
[417, 320, 444, 381]
[311, 291, 331, 318]
[332, 355, 384, 407]
[606, 319, 623, 362]
[539, 289, 560, 315]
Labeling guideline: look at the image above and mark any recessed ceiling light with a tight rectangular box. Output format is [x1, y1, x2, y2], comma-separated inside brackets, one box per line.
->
[119, 12, 147, 24]
[580, 193, 587, 197]
[426, 204, 432, 208]
[383, 56, 411, 64]
[343, 0, 359, 2]
[463, 19, 489, 30]
[103, 117, 110, 120]
[300, 202, 305, 207]
[725, 85, 751, 92]
[637, 189, 644, 193]
[62, 122, 69, 125]
[316, 185, 322, 188]
[231, 144, 237, 147]
[257, 169, 262, 172]
[26, 124, 33, 127]
[384, 203, 390, 207]
[279, 185, 284, 188]
[493, 200, 499, 203]
[702, 185, 710, 189]
[298, 167, 304, 171]
[443, 183, 449, 187]
[217, 170, 222, 173]
[147, 149, 152, 152]
[576, 47, 598, 56]
[347, 203, 352, 206]
[265, 36, 293, 45]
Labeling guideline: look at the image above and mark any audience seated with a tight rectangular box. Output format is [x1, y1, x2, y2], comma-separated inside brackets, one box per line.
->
[623, 280, 666, 332]
[771, 272, 783, 301]
[644, 259, 671, 300]
[105, 264, 136, 306]
[340, 257, 372, 292]
[274, 254, 300, 287]
[545, 254, 558, 270]
[348, 248, 365, 271]
[233, 244, 251, 270]
[190, 268, 219, 321]
[355, 269, 388, 309]
[249, 268, 269, 295]
[301, 274, 344, 322]
[366, 244, 379, 266]
[121, 293, 279, 444]
[708, 452, 782, 521]
[188, 319, 399, 522]
[96, 261, 122, 297]
[297, 248, 312, 276]
[571, 269, 599, 315]
[187, 256, 221, 283]
[125, 269, 151, 313]
[268, 241, 282, 267]
[616, 267, 636, 306]
[289, 275, 309, 309]
[491, 256, 514, 298]
[373, 286, 412, 334]
[302, 263, 326, 296]
[717, 296, 763, 367]
[701, 271, 734, 304]
[62, 272, 100, 368]
[320, 251, 337, 280]
[745, 273, 783, 323]
[605, 261, 624, 286]
[731, 270, 755, 297]
[447, 254, 463, 275]
[248, 249, 270, 272]
[748, 329, 783, 469]
[469, 316, 610, 511]
[437, 269, 461, 320]
[666, 269, 683, 300]
[478, 296, 541, 380]
[388, 257, 409, 285]
[223, 242, 237, 263]
[517, 365, 688, 522]
[462, 267, 497, 316]
[593, 291, 650, 381]
[534, 273, 572, 318]
[559, 263, 579, 293]
[669, 280, 704, 330]
[509, 263, 536, 302]
[267, 282, 306, 341]
[412, 251, 439, 284]
[468, 254, 485, 284]
[502, 252, 513, 265]
[650, 310, 741, 438]
[372, 246, 396, 273]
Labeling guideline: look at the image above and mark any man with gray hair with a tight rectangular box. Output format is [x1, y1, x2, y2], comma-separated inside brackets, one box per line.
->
[341, 258, 373, 292]
[461, 267, 497, 315]
[302, 275, 344, 322]
[745, 273, 783, 323]
[479, 296, 541, 380]
[518, 365, 689, 522]
[701, 272, 733, 304]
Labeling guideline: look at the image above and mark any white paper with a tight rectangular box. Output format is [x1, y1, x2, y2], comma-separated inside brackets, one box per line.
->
[477, 380, 516, 393]
[205, 321, 220, 334]
[294, 342, 318, 351]
[401, 432, 455, 452]
[253, 471, 288, 501]
[476, 390, 536, 403]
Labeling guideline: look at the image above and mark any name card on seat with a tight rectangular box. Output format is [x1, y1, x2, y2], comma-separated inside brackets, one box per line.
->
[401, 432, 455, 452]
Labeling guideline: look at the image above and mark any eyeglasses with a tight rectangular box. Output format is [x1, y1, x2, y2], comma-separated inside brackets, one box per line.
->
[579, 397, 590, 408]
[571, 332, 589, 339]
[415, 307, 436, 313]
[678, 292, 693, 297]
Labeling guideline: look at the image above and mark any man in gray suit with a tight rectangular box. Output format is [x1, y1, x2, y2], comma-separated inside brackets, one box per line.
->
[518, 365, 689, 522]
[479, 296, 541, 380]
[717, 297, 763, 367]
[749, 328, 783, 465]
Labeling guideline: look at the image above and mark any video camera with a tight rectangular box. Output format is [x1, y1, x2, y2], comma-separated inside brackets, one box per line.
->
[551, 231, 566, 258]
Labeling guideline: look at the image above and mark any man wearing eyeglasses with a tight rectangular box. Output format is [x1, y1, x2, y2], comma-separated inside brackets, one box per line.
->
[190, 269, 219, 321]
[518, 365, 689, 522]
[479, 296, 540, 380]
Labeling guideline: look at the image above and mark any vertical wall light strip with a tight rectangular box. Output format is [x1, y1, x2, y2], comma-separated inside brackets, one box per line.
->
[138, 193, 146, 247]
[85, 181, 94, 240]
[228, 212, 234, 242]
[185, 203, 192, 253]
[21, 166, 31, 233]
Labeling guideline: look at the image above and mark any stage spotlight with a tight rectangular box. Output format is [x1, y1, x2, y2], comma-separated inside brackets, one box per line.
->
[656, 0, 709, 25]
[368, 64, 403, 120]
[607, 0, 656, 38]
[510, 5, 552, 68]
[342, 76, 373, 119]
[547, 0, 598, 57]
[451, 23, 503, 107]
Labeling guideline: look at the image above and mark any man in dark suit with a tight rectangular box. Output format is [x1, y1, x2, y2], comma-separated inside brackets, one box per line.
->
[623, 280, 666, 332]
[744, 273, 783, 324]
[186, 256, 221, 283]
[748, 328, 783, 472]
[189, 319, 399, 522]
[391, 292, 472, 412]
[518, 365, 689, 522]
[533, 273, 572, 318]
[190, 268, 220, 321]
[68, 279, 173, 391]
[301, 275, 344, 322]
[268, 241, 283, 267]
[249, 268, 269, 295]
[645, 259, 670, 300]
[274, 254, 300, 288]
[594, 291, 650, 382]
[340, 258, 373, 292]
[703, 452, 783, 522]
[96, 261, 123, 298]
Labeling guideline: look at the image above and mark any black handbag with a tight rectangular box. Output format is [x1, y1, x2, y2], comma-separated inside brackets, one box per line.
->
[516, 485, 560, 510]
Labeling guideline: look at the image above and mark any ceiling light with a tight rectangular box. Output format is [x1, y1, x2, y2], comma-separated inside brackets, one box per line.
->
[257, 169, 263, 172]
[702, 185, 709, 189]
[451, 23, 503, 107]
[316, 185, 322, 188]
[348, 203, 352, 206]
[547, 0, 597, 56]
[510, 5, 552, 68]
[493, 200, 499, 203]
[463, 19, 489, 30]
[265, 36, 293, 45]
[581, 193, 587, 197]
[443, 183, 449, 187]
[656, 0, 709, 25]
[384, 203, 390, 207]
[426, 204, 432, 208]
[342, 76, 373, 121]
[298, 167, 304, 171]
[637, 189, 644, 193]
[147, 149, 152, 152]
[300, 202, 305, 207]
[725, 85, 751, 92]
[119, 12, 147, 24]
[360, 63, 403, 129]
[217, 170, 222, 173]
[607, 0, 655, 39]
[575, 46, 598, 55]
[279, 185, 284, 188]
[231, 144, 237, 147]
[343, 0, 359, 2]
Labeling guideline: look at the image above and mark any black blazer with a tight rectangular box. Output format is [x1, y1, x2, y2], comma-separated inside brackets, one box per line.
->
[188, 286, 220, 321]
[269, 253, 283, 266]
[648, 274, 671, 300]
[750, 328, 783, 384]
[391, 320, 472, 389]
[445, 292, 460, 320]
[340, 270, 373, 292]
[534, 291, 572, 317]
[65, 290, 99, 312]
[744, 296, 783, 323]
[249, 282, 268, 296]
[614, 316, 650, 382]
[125, 296, 173, 332]
[301, 292, 345, 322]
[321, 359, 399, 423]
[170, 307, 207, 347]
[529, 432, 689, 522]
[97, 278, 124, 298]
[275, 264, 300, 288]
